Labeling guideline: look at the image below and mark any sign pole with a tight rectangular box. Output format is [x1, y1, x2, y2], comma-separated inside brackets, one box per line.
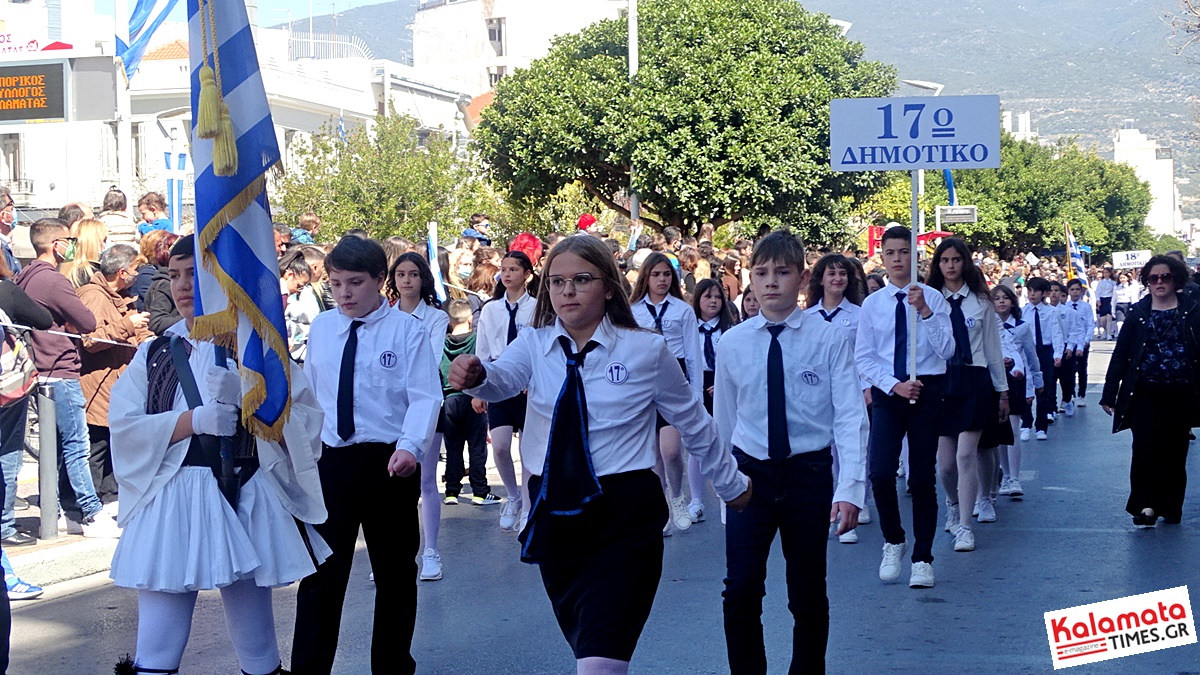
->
[908, 169, 919, 392]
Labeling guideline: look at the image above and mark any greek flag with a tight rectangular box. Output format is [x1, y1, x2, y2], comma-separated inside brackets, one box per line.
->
[188, 0, 291, 439]
[117, 0, 181, 80]
[1065, 222, 1089, 288]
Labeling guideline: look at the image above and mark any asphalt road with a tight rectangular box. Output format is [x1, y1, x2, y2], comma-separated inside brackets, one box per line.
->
[9, 341, 1200, 674]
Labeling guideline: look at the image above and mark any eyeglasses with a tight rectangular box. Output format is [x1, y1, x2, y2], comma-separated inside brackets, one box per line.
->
[1146, 274, 1174, 285]
[547, 273, 599, 293]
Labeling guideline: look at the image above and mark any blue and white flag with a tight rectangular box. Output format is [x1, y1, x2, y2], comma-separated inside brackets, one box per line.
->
[1065, 222, 1089, 289]
[117, 0, 181, 80]
[188, 0, 291, 439]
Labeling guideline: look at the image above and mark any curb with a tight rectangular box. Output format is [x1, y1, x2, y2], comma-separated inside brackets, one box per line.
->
[7, 537, 116, 588]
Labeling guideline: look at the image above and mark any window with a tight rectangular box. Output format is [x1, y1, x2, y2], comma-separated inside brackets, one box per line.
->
[488, 66, 507, 88]
[0, 134, 20, 183]
[486, 17, 505, 56]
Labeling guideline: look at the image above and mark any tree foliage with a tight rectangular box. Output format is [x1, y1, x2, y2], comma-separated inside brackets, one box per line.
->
[475, 0, 896, 242]
[851, 134, 1153, 260]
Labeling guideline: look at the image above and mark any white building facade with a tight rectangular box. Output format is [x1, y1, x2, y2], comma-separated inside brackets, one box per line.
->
[1113, 120, 1182, 239]
[412, 0, 627, 95]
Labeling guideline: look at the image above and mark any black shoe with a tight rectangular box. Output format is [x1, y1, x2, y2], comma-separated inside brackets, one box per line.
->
[13, 496, 29, 511]
[1, 532, 36, 547]
[1132, 512, 1157, 528]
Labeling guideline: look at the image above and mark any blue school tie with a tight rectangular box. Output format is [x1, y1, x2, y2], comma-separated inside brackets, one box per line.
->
[336, 320, 363, 441]
[700, 325, 717, 371]
[505, 300, 520, 344]
[1034, 307, 1044, 346]
[645, 302, 664, 333]
[519, 336, 602, 564]
[766, 325, 790, 461]
[893, 292, 908, 382]
[819, 307, 843, 323]
[948, 295, 973, 366]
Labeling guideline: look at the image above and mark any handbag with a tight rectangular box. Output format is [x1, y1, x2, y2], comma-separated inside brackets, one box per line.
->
[0, 308, 38, 407]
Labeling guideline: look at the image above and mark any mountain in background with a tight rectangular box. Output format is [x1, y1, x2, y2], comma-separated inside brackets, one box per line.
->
[282, 0, 1200, 209]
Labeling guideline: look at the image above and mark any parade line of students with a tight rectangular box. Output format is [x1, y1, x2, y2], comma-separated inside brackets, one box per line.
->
[108, 226, 1111, 675]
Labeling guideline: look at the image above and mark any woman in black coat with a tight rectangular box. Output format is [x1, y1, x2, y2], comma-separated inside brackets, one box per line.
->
[1100, 255, 1200, 528]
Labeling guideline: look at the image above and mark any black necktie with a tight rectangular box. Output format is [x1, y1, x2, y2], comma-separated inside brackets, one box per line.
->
[1034, 307, 1043, 346]
[1003, 322, 1014, 331]
[819, 306, 843, 323]
[520, 336, 602, 564]
[1073, 302, 1078, 311]
[893, 291, 908, 382]
[646, 302, 664, 333]
[700, 325, 717, 371]
[767, 325, 790, 461]
[506, 300, 519, 344]
[948, 295, 973, 366]
[336, 320, 363, 441]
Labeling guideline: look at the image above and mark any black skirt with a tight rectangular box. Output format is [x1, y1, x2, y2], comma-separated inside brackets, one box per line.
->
[527, 469, 668, 661]
[1005, 372, 1029, 417]
[487, 393, 527, 432]
[941, 365, 997, 436]
[979, 390, 1015, 449]
[1097, 296, 1113, 317]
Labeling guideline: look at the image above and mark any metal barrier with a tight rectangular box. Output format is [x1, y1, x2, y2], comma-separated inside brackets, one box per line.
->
[36, 383, 57, 541]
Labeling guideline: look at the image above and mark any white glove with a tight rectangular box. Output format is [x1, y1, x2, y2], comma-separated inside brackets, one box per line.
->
[191, 403, 239, 437]
[206, 367, 242, 406]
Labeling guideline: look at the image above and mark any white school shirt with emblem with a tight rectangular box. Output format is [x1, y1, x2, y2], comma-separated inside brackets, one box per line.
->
[714, 307, 868, 507]
[1063, 298, 1095, 352]
[405, 300, 450, 361]
[476, 291, 535, 363]
[305, 296, 441, 458]
[1023, 301, 1065, 357]
[465, 315, 748, 501]
[1095, 278, 1116, 300]
[941, 287, 1007, 392]
[854, 281, 955, 396]
[997, 316, 1037, 399]
[697, 317, 723, 372]
[804, 298, 869, 390]
[630, 294, 704, 399]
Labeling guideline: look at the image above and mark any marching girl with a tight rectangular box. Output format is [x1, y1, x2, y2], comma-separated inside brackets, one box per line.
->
[804, 253, 871, 543]
[109, 236, 329, 675]
[448, 235, 750, 675]
[476, 251, 537, 531]
[739, 285, 760, 320]
[991, 283, 1040, 500]
[689, 278, 737, 523]
[629, 252, 705, 534]
[1095, 267, 1116, 340]
[388, 252, 452, 581]
[927, 238, 1008, 553]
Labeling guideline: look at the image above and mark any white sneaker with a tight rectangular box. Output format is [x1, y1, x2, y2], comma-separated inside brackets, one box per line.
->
[998, 477, 1016, 496]
[977, 497, 997, 523]
[879, 541, 907, 581]
[101, 501, 120, 518]
[687, 502, 705, 523]
[670, 494, 693, 532]
[81, 514, 121, 539]
[945, 499, 959, 532]
[1036, 431, 1048, 441]
[1008, 479, 1024, 497]
[419, 548, 442, 581]
[1075, 399, 1087, 408]
[1065, 401, 1075, 417]
[57, 514, 84, 535]
[953, 525, 975, 552]
[859, 503, 871, 524]
[499, 498, 521, 531]
[972, 500, 980, 518]
[909, 561, 935, 588]
[839, 528, 858, 544]
[1020, 428, 1032, 442]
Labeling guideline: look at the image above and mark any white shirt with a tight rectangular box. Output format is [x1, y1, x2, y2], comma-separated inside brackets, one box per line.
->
[630, 294, 704, 398]
[1049, 302, 1071, 353]
[714, 307, 868, 507]
[404, 300, 450, 361]
[305, 297, 441, 458]
[697, 317, 724, 372]
[476, 291, 535, 363]
[1023, 301, 1065, 356]
[999, 315, 1042, 398]
[804, 297, 861, 348]
[1095, 278, 1116, 299]
[285, 285, 324, 362]
[1063, 298, 1095, 351]
[941, 287, 1007, 392]
[1114, 282, 1142, 304]
[466, 316, 748, 501]
[855, 281, 955, 395]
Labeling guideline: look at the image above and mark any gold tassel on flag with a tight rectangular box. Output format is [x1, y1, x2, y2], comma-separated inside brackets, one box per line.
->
[199, 0, 238, 175]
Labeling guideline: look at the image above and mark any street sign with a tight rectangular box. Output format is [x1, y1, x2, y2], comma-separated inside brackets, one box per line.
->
[1112, 249, 1151, 269]
[937, 205, 978, 224]
[830, 95, 1001, 171]
[0, 61, 66, 124]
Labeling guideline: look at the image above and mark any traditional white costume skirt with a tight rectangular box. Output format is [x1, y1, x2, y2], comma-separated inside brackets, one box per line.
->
[110, 466, 332, 593]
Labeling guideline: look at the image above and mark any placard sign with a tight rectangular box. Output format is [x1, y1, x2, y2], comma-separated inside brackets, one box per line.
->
[0, 62, 66, 123]
[1112, 249, 1151, 269]
[831, 95, 1001, 171]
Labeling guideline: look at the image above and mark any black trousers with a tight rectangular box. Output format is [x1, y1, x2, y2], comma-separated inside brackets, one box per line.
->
[441, 395, 489, 497]
[1058, 353, 1076, 405]
[1034, 346, 1058, 432]
[292, 443, 421, 675]
[0, 448, 12, 675]
[723, 449, 833, 675]
[1076, 345, 1090, 398]
[868, 376, 944, 565]
[1127, 384, 1191, 521]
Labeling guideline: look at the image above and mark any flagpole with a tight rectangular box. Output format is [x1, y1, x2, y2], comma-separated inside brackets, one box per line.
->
[115, 0, 133, 194]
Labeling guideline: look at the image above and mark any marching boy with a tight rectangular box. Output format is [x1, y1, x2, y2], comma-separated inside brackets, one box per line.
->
[714, 231, 868, 674]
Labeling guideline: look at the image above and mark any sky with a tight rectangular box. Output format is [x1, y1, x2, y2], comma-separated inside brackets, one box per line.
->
[93, 0, 388, 23]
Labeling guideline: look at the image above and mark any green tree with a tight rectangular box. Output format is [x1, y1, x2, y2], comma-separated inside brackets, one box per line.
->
[475, 0, 896, 243]
[275, 111, 498, 243]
